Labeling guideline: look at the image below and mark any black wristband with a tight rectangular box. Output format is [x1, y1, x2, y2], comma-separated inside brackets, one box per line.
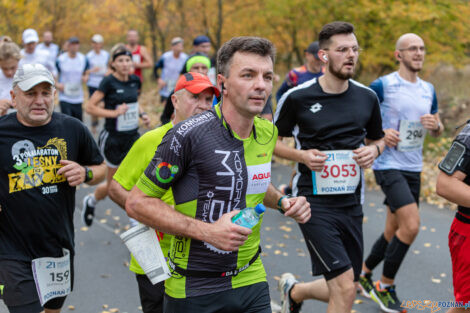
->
[277, 195, 291, 214]
[375, 144, 381, 157]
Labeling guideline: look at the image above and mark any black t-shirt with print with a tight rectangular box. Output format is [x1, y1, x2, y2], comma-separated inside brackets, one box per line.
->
[98, 74, 141, 134]
[274, 78, 384, 208]
[0, 112, 103, 261]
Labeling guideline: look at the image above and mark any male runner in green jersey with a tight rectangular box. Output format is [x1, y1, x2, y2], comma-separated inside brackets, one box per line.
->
[126, 37, 311, 313]
[108, 72, 218, 313]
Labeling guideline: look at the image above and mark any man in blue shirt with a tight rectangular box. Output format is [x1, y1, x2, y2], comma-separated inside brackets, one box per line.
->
[275, 41, 323, 102]
[359, 33, 443, 313]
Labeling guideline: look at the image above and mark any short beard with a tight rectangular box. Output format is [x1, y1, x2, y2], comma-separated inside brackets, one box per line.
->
[402, 59, 421, 73]
[329, 62, 354, 80]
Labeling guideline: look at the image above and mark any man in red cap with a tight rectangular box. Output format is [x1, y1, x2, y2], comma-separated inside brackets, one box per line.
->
[108, 72, 218, 313]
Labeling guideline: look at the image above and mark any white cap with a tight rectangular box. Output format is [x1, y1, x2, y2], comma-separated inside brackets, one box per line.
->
[13, 64, 55, 91]
[22, 29, 39, 44]
[91, 34, 104, 43]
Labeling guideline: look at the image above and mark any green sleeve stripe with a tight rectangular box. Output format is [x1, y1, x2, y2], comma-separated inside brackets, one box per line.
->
[136, 175, 167, 198]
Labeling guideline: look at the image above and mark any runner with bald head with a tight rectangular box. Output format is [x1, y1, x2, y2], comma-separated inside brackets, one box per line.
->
[358, 33, 443, 312]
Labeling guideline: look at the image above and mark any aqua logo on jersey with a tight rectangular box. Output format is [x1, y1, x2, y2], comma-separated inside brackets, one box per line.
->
[155, 162, 179, 183]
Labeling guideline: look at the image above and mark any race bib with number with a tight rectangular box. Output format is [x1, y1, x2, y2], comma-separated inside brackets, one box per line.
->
[312, 150, 360, 195]
[31, 249, 71, 306]
[132, 54, 141, 64]
[64, 83, 81, 97]
[116, 102, 139, 132]
[397, 120, 426, 152]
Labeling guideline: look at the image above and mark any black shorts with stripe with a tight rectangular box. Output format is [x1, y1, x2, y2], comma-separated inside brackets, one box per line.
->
[299, 201, 363, 281]
[98, 129, 140, 168]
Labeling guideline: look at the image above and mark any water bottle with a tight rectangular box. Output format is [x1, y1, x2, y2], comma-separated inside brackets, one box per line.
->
[231, 204, 266, 229]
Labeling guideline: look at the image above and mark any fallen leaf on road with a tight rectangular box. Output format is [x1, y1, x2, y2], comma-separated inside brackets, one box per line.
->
[440, 273, 447, 278]
[283, 234, 289, 239]
[80, 227, 88, 232]
[68, 305, 75, 310]
[376, 208, 384, 213]
[363, 216, 368, 223]
[369, 202, 375, 207]
[424, 243, 431, 248]
[264, 227, 271, 231]
[138, 306, 142, 311]
[113, 216, 120, 221]
[282, 252, 288, 256]
[436, 245, 440, 249]
[430, 228, 436, 232]
[354, 299, 363, 304]
[103, 304, 108, 309]
[421, 226, 427, 231]
[124, 261, 129, 267]
[100, 219, 107, 224]
[274, 250, 281, 255]
[261, 252, 268, 257]
[286, 221, 293, 225]
[431, 277, 441, 284]
[277, 243, 286, 248]
[413, 250, 420, 254]
[300, 239, 305, 243]
[105, 209, 112, 216]
[109, 308, 119, 313]
[265, 245, 272, 249]
[279, 225, 292, 232]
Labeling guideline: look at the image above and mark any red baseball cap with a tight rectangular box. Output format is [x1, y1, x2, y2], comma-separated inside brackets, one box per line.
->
[175, 72, 220, 97]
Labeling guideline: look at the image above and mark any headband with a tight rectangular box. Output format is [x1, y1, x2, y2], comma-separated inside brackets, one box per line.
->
[186, 55, 211, 72]
[113, 50, 132, 61]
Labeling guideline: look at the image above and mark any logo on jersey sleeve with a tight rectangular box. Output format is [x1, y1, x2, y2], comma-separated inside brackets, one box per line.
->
[155, 162, 179, 183]
[9, 138, 68, 194]
[310, 103, 322, 114]
[247, 162, 271, 194]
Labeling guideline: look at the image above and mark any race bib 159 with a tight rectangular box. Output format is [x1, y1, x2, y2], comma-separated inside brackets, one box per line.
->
[312, 150, 360, 195]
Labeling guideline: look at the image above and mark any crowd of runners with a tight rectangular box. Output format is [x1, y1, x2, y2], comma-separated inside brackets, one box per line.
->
[0, 20, 469, 313]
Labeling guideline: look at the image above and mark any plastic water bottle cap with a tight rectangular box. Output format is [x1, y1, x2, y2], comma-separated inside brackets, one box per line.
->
[255, 204, 266, 214]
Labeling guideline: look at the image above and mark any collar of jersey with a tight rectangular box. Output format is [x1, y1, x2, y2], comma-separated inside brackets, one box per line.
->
[214, 103, 255, 141]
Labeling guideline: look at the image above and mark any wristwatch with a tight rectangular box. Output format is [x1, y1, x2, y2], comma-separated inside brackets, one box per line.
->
[84, 166, 93, 183]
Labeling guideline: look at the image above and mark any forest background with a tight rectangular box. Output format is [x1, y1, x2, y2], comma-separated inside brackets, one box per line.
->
[2, 0, 470, 207]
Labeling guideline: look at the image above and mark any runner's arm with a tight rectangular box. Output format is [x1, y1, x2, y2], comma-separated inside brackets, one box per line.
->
[85, 90, 126, 118]
[126, 186, 252, 251]
[352, 138, 385, 169]
[436, 170, 470, 207]
[421, 113, 443, 137]
[263, 184, 311, 223]
[57, 160, 106, 186]
[108, 179, 128, 209]
[274, 138, 326, 171]
[135, 46, 153, 69]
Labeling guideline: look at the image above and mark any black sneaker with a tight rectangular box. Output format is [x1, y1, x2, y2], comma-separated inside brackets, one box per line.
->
[358, 273, 376, 299]
[278, 273, 303, 313]
[371, 281, 407, 313]
[82, 194, 95, 226]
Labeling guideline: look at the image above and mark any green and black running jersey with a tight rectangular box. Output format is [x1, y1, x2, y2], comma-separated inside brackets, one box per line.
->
[137, 104, 277, 298]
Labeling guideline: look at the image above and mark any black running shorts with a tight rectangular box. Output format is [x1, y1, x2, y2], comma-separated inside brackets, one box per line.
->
[163, 282, 271, 313]
[373, 169, 420, 213]
[98, 129, 140, 168]
[299, 203, 363, 282]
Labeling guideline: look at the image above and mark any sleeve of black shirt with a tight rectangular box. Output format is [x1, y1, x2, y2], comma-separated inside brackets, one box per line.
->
[365, 96, 385, 140]
[77, 121, 104, 165]
[274, 93, 297, 137]
[98, 75, 110, 94]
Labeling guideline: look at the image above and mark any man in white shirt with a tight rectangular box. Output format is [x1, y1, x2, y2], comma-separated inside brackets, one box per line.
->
[37, 31, 59, 69]
[19, 29, 56, 76]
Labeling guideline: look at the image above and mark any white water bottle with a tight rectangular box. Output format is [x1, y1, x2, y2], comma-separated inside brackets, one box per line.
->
[231, 204, 266, 228]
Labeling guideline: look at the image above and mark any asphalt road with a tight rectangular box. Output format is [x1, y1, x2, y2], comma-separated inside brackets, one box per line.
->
[0, 162, 455, 313]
